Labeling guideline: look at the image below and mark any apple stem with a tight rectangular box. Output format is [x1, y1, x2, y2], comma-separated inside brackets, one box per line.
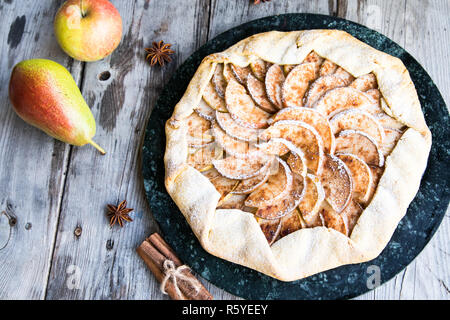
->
[89, 140, 106, 155]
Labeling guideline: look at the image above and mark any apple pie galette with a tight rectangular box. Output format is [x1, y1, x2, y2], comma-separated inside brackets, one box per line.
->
[164, 30, 431, 281]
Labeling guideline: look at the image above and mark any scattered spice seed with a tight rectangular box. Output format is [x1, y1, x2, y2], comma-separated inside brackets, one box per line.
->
[145, 40, 175, 66]
[106, 200, 133, 227]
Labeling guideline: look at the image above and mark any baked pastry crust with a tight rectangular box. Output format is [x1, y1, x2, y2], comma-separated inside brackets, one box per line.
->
[163, 30, 432, 281]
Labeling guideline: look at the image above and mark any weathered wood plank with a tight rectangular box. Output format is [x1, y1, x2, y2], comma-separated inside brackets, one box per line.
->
[0, 0, 83, 299]
[340, 0, 450, 300]
[44, 0, 211, 300]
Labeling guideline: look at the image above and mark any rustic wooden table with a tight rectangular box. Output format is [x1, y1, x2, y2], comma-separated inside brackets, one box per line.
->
[0, 0, 448, 300]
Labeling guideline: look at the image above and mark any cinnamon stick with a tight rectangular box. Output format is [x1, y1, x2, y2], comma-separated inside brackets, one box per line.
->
[137, 232, 213, 300]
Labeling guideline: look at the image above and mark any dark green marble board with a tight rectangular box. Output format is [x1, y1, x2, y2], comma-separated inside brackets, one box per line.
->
[142, 14, 450, 300]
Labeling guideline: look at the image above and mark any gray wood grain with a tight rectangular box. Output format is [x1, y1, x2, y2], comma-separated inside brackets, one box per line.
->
[0, 0, 83, 300]
[0, 0, 448, 300]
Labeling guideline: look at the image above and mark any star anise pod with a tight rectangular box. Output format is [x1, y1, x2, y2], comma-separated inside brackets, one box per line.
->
[254, 0, 271, 4]
[145, 40, 175, 66]
[106, 200, 133, 227]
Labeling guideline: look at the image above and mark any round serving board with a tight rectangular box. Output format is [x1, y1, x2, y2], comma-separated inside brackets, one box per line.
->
[142, 13, 450, 299]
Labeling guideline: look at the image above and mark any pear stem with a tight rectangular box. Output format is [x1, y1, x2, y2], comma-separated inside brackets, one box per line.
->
[89, 140, 106, 155]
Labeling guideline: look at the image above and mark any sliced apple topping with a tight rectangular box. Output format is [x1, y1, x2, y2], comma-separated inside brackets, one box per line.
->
[329, 109, 385, 146]
[231, 64, 251, 85]
[186, 112, 214, 147]
[281, 63, 316, 107]
[375, 113, 405, 131]
[272, 107, 335, 154]
[203, 80, 228, 112]
[349, 73, 377, 92]
[319, 59, 338, 77]
[265, 64, 285, 109]
[365, 88, 380, 101]
[321, 207, 347, 235]
[212, 64, 227, 98]
[202, 168, 239, 201]
[233, 166, 271, 194]
[247, 73, 278, 113]
[313, 87, 378, 118]
[217, 193, 247, 210]
[257, 217, 281, 245]
[304, 75, 347, 107]
[302, 51, 323, 75]
[283, 64, 296, 75]
[298, 174, 325, 226]
[279, 210, 303, 238]
[321, 154, 353, 213]
[381, 128, 403, 156]
[250, 58, 267, 81]
[255, 139, 290, 156]
[255, 173, 305, 220]
[212, 154, 271, 180]
[225, 78, 270, 129]
[245, 158, 293, 208]
[195, 98, 215, 121]
[259, 120, 324, 175]
[223, 63, 237, 83]
[335, 130, 385, 167]
[336, 153, 373, 204]
[187, 144, 220, 171]
[215, 110, 259, 142]
[333, 67, 355, 84]
[366, 166, 384, 201]
[340, 200, 363, 236]
[211, 121, 252, 157]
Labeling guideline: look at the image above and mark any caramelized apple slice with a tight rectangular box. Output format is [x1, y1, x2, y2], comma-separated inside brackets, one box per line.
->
[321, 207, 347, 235]
[223, 63, 237, 83]
[255, 173, 305, 220]
[250, 58, 267, 81]
[212, 154, 271, 180]
[273, 107, 335, 154]
[186, 112, 214, 147]
[211, 121, 251, 157]
[247, 74, 278, 113]
[202, 168, 239, 201]
[217, 193, 247, 210]
[215, 110, 259, 142]
[321, 154, 353, 213]
[203, 80, 228, 112]
[212, 64, 227, 98]
[319, 60, 338, 76]
[233, 166, 271, 194]
[366, 166, 384, 201]
[305, 75, 347, 107]
[381, 128, 403, 156]
[349, 73, 377, 92]
[302, 51, 323, 75]
[329, 109, 385, 145]
[282, 63, 316, 107]
[335, 130, 384, 167]
[283, 64, 296, 75]
[298, 174, 325, 226]
[265, 64, 285, 109]
[195, 98, 215, 121]
[279, 210, 303, 238]
[375, 113, 405, 130]
[225, 79, 270, 129]
[256, 139, 290, 156]
[257, 217, 281, 245]
[231, 64, 251, 84]
[245, 158, 293, 208]
[365, 88, 380, 101]
[187, 144, 220, 171]
[333, 67, 355, 84]
[336, 153, 373, 204]
[313, 87, 378, 118]
[341, 200, 364, 236]
[259, 120, 324, 175]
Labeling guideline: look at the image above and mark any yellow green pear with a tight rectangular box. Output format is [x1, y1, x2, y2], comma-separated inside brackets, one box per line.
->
[9, 58, 105, 154]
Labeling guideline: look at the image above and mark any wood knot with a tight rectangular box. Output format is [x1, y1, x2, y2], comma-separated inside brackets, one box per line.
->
[25, 222, 32, 230]
[74, 226, 82, 238]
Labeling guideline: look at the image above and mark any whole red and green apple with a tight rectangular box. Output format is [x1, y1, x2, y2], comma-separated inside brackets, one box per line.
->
[54, 0, 122, 62]
[9, 59, 105, 154]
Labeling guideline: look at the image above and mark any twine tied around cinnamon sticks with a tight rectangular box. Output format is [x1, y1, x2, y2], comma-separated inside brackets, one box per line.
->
[137, 232, 213, 300]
